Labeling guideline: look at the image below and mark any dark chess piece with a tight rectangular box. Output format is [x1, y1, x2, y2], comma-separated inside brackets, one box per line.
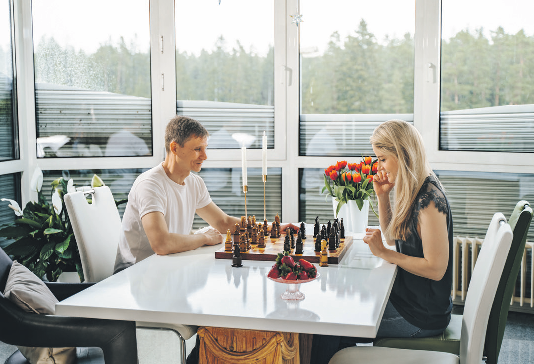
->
[295, 234, 303, 255]
[340, 218, 345, 239]
[271, 222, 277, 238]
[263, 219, 269, 236]
[329, 228, 336, 251]
[232, 242, 242, 267]
[335, 230, 340, 248]
[314, 216, 320, 237]
[290, 231, 295, 249]
[321, 225, 327, 242]
[314, 234, 321, 252]
[333, 219, 339, 235]
[300, 222, 306, 239]
[284, 234, 291, 252]
[327, 221, 331, 237]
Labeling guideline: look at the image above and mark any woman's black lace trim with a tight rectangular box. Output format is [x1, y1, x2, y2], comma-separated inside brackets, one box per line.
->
[413, 179, 448, 223]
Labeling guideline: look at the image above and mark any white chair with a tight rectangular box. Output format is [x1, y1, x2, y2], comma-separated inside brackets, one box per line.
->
[329, 212, 513, 364]
[65, 186, 197, 364]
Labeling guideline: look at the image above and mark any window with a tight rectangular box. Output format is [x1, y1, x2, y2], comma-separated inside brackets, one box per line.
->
[0, 0, 16, 161]
[299, 0, 415, 156]
[0, 173, 20, 248]
[193, 168, 282, 229]
[32, 0, 152, 158]
[440, 0, 534, 152]
[175, 0, 275, 150]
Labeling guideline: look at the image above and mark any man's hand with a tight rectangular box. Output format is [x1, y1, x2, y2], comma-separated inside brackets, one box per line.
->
[202, 229, 223, 246]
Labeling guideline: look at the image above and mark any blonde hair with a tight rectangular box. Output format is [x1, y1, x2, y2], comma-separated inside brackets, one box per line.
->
[370, 119, 435, 241]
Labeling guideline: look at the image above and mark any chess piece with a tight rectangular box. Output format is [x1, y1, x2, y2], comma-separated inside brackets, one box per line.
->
[275, 213, 281, 237]
[240, 232, 247, 252]
[290, 231, 295, 249]
[300, 222, 306, 239]
[258, 228, 266, 248]
[271, 222, 277, 238]
[321, 225, 327, 242]
[241, 216, 247, 229]
[314, 234, 321, 252]
[327, 220, 331, 237]
[295, 234, 303, 255]
[251, 224, 258, 244]
[340, 218, 345, 239]
[247, 216, 252, 233]
[263, 219, 269, 236]
[314, 216, 320, 237]
[333, 219, 339, 234]
[225, 229, 232, 252]
[252, 215, 257, 225]
[233, 223, 240, 244]
[232, 242, 243, 267]
[320, 239, 328, 267]
[329, 227, 336, 251]
[284, 234, 291, 253]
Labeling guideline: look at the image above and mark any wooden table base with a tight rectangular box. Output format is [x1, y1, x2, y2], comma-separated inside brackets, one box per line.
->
[197, 327, 301, 364]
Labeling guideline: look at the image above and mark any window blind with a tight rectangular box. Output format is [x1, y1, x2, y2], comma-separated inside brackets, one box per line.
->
[0, 173, 20, 249]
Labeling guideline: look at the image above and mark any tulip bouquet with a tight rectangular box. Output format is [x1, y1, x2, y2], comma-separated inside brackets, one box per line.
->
[322, 157, 379, 217]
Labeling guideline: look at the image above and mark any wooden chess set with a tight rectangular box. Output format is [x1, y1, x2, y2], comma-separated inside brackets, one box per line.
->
[215, 215, 353, 264]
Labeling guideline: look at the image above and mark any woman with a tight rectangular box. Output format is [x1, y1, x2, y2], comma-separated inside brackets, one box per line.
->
[311, 119, 453, 364]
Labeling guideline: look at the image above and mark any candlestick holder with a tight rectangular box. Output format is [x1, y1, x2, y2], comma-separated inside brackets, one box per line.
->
[262, 175, 267, 221]
[243, 185, 248, 219]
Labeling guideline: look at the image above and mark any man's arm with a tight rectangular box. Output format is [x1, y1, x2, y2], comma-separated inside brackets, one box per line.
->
[196, 202, 241, 234]
[142, 211, 222, 255]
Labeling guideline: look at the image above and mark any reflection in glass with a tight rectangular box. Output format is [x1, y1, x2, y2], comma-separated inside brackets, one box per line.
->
[175, 0, 274, 149]
[0, 0, 15, 161]
[193, 168, 281, 229]
[0, 173, 20, 248]
[440, 0, 534, 152]
[32, 0, 152, 158]
[299, 0, 414, 156]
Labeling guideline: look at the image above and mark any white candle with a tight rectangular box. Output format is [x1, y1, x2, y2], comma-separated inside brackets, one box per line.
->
[262, 131, 267, 176]
[241, 146, 247, 186]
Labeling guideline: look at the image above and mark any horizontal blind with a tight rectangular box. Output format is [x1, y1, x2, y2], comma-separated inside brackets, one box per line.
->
[299, 168, 379, 227]
[299, 114, 413, 156]
[35, 83, 152, 158]
[177, 100, 274, 149]
[0, 75, 15, 161]
[0, 173, 20, 249]
[440, 105, 534, 152]
[193, 168, 282, 230]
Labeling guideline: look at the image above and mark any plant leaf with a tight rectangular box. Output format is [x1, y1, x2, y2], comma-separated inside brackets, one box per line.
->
[40, 242, 55, 261]
[15, 218, 42, 229]
[4, 237, 39, 257]
[115, 199, 128, 207]
[335, 199, 346, 217]
[323, 174, 333, 197]
[55, 235, 71, 254]
[75, 263, 85, 283]
[44, 228, 63, 235]
[0, 224, 32, 238]
[356, 199, 364, 211]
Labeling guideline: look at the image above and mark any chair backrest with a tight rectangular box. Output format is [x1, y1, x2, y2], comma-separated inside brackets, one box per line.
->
[485, 201, 533, 364]
[460, 213, 513, 364]
[64, 186, 122, 282]
[0, 247, 13, 294]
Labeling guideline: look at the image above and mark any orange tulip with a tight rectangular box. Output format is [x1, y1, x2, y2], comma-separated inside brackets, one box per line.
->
[353, 173, 362, 183]
[362, 164, 371, 174]
[372, 162, 378, 173]
[364, 156, 372, 165]
[330, 171, 338, 181]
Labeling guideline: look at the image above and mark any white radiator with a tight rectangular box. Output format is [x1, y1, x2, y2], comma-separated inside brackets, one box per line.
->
[451, 236, 534, 313]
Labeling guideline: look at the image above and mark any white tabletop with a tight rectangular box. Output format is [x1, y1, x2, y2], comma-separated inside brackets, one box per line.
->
[56, 232, 397, 338]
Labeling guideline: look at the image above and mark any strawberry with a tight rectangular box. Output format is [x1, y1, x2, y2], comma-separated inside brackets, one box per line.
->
[268, 266, 280, 279]
[279, 263, 292, 278]
[299, 259, 314, 271]
[299, 270, 309, 280]
[284, 272, 298, 280]
[306, 267, 317, 278]
[281, 253, 296, 268]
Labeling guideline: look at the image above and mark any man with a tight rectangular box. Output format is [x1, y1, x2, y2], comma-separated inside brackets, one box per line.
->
[114, 116, 241, 273]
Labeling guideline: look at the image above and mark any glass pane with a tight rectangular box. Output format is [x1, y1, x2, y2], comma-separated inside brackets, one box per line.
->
[193, 168, 282, 229]
[175, 0, 274, 150]
[0, 0, 15, 161]
[33, 0, 152, 158]
[300, 0, 415, 156]
[440, 0, 534, 152]
[0, 173, 20, 249]
[42, 169, 147, 217]
[299, 168, 379, 227]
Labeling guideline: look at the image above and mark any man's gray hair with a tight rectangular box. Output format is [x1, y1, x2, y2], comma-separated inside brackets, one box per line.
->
[165, 116, 209, 152]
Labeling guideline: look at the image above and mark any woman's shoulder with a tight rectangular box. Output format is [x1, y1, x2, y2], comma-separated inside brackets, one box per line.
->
[415, 176, 448, 215]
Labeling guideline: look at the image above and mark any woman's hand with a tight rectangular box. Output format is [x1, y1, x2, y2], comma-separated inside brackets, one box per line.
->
[363, 228, 387, 258]
[373, 170, 395, 198]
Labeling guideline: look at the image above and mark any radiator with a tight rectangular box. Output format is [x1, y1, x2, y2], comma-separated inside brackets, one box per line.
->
[452, 236, 534, 313]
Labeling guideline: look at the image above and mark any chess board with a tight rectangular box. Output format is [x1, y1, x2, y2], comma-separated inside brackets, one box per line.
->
[215, 235, 353, 264]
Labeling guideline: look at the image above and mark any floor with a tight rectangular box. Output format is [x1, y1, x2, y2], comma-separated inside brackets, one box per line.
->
[1, 310, 534, 363]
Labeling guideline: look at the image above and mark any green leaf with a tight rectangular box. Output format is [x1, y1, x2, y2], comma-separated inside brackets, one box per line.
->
[346, 185, 356, 194]
[55, 235, 71, 254]
[362, 178, 369, 190]
[335, 199, 346, 217]
[333, 185, 345, 201]
[15, 218, 42, 229]
[323, 174, 333, 197]
[115, 199, 128, 207]
[40, 242, 56, 261]
[355, 198, 364, 211]
[51, 178, 62, 189]
[75, 263, 85, 282]
[4, 237, 39, 257]
[0, 224, 32, 238]
[44, 228, 63, 235]
[58, 249, 72, 259]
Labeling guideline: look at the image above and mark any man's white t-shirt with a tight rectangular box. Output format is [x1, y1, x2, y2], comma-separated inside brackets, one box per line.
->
[114, 163, 212, 273]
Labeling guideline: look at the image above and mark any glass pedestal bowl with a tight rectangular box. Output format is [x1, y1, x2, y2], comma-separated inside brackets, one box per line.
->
[267, 272, 320, 301]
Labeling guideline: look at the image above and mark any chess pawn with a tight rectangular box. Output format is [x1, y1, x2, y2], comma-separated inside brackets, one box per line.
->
[340, 218, 345, 239]
[225, 229, 232, 252]
[270, 222, 277, 238]
[314, 234, 321, 252]
[329, 228, 336, 251]
[300, 222, 306, 239]
[320, 239, 328, 267]
[295, 234, 303, 255]
[258, 230, 266, 248]
[232, 242, 243, 267]
[284, 234, 291, 253]
[263, 219, 269, 236]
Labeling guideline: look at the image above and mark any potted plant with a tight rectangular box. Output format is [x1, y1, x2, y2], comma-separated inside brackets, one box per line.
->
[321, 158, 378, 233]
[0, 169, 120, 282]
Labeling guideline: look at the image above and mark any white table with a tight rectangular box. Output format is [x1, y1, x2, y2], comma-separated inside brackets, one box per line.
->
[56, 233, 397, 338]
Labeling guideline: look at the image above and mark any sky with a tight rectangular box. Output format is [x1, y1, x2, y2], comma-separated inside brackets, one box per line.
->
[21, 0, 534, 57]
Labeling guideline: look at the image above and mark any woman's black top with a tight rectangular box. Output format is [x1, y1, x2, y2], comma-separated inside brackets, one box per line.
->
[389, 175, 453, 330]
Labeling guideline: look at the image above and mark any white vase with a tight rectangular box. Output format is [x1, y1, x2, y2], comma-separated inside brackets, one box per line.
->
[57, 271, 81, 283]
[332, 198, 351, 231]
[347, 199, 369, 234]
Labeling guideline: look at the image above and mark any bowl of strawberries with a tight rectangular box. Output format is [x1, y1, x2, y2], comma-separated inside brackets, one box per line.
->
[267, 252, 319, 301]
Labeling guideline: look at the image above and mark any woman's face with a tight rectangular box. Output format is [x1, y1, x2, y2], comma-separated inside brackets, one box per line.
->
[372, 145, 399, 184]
